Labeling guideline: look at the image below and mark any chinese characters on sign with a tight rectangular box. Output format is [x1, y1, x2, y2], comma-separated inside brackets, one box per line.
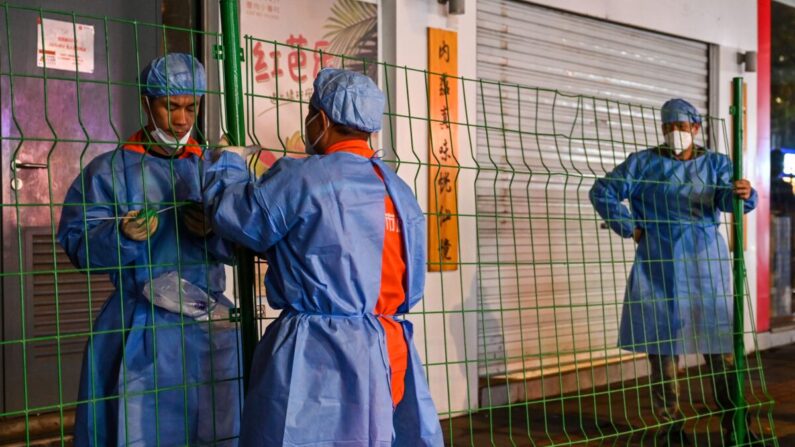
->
[36, 18, 94, 74]
[251, 37, 333, 84]
[244, 0, 281, 19]
[241, 0, 378, 159]
[427, 28, 459, 272]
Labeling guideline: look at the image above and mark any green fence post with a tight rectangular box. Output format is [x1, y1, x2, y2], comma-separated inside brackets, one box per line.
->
[219, 0, 257, 390]
[730, 76, 748, 445]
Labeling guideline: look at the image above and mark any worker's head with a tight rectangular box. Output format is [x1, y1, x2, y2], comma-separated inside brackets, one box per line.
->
[660, 98, 702, 155]
[139, 53, 206, 151]
[304, 68, 385, 154]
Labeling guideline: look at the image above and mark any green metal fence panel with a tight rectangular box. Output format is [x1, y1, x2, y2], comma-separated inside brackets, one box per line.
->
[239, 37, 779, 445]
[0, 1, 780, 446]
[218, 0, 256, 391]
[0, 2, 244, 445]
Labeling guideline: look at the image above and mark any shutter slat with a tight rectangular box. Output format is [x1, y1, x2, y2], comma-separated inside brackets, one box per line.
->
[29, 232, 112, 358]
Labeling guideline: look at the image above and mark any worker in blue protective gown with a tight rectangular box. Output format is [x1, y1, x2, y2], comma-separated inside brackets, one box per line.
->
[58, 53, 241, 447]
[203, 68, 444, 447]
[589, 98, 757, 444]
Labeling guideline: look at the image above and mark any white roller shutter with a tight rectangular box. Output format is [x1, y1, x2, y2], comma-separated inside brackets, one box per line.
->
[475, 0, 710, 376]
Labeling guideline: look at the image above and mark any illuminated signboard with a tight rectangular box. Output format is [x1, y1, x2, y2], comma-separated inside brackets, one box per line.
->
[784, 153, 795, 176]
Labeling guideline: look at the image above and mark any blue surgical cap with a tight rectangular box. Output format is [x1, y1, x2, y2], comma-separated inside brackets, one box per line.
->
[139, 53, 206, 98]
[661, 98, 702, 124]
[309, 68, 384, 133]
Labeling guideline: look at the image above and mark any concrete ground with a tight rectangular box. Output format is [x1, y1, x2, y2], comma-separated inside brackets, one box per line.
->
[2, 345, 794, 446]
[443, 345, 795, 446]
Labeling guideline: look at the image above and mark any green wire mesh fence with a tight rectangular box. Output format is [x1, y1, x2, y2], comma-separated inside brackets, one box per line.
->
[0, 1, 779, 446]
[1, 3, 244, 446]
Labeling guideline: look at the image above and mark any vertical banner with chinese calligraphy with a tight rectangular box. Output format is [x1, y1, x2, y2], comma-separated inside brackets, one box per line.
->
[427, 28, 459, 271]
[240, 0, 378, 162]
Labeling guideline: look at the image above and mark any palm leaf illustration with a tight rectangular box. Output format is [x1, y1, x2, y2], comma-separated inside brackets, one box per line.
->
[323, 0, 378, 74]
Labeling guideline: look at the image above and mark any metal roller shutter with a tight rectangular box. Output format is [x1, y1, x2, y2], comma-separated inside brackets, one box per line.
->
[475, 0, 710, 376]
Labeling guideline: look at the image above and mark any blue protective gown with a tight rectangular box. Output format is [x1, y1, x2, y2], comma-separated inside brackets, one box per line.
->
[589, 147, 757, 355]
[57, 132, 242, 447]
[203, 149, 444, 447]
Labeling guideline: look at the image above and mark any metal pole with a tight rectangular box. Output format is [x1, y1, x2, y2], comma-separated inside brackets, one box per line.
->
[730, 76, 748, 445]
[219, 0, 257, 390]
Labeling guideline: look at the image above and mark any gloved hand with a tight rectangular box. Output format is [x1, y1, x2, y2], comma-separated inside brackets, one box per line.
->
[183, 202, 212, 237]
[214, 146, 256, 162]
[120, 209, 159, 241]
[211, 134, 259, 162]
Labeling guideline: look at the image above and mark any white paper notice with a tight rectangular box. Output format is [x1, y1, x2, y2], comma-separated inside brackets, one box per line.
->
[36, 18, 94, 74]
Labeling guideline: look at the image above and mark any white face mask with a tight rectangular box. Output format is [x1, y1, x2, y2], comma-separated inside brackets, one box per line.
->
[664, 130, 693, 154]
[151, 125, 192, 149]
[304, 112, 328, 155]
[145, 97, 192, 153]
